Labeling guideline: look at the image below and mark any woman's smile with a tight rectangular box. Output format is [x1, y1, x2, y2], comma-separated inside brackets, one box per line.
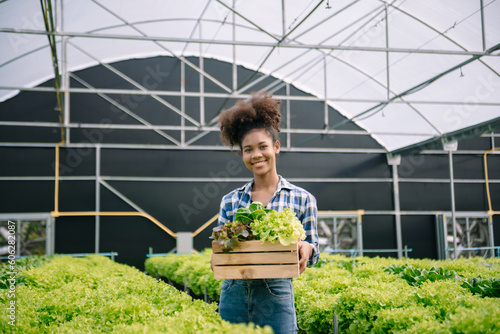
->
[251, 160, 267, 167]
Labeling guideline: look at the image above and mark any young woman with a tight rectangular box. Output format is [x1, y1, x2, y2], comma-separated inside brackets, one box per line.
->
[213, 92, 319, 334]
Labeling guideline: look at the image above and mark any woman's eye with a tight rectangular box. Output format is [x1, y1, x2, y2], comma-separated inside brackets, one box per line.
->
[260, 145, 267, 149]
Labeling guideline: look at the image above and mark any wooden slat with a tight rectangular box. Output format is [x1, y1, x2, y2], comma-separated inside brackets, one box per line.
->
[213, 251, 298, 265]
[212, 240, 297, 253]
[213, 264, 299, 279]
[212, 240, 300, 279]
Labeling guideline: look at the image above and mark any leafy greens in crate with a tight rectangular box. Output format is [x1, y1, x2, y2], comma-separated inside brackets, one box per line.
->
[211, 202, 305, 252]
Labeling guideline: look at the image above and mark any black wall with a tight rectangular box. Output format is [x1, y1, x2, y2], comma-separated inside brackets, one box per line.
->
[1, 56, 499, 270]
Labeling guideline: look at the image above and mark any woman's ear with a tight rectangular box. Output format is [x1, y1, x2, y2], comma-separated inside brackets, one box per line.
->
[274, 140, 281, 154]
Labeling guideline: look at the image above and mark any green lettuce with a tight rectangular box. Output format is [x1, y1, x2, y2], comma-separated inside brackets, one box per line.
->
[250, 207, 306, 246]
[211, 202, 306, 250]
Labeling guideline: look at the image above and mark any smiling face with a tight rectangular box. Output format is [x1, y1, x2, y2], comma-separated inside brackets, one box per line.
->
[241, 128, 280, 177]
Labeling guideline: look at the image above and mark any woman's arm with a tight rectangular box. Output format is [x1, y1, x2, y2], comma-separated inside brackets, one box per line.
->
[298, 240, 313, 274]
[300, 194, 320, 269]
[211, 199, 230, 273]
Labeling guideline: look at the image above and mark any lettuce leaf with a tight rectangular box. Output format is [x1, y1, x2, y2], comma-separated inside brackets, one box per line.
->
[250, 208, 306, 246]
[212, 202, 306, 251]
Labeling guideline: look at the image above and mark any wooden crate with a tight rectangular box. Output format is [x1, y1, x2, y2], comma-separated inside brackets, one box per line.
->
[212, 240, 299, 279]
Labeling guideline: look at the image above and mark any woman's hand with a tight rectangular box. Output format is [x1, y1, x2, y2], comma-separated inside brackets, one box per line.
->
[298, 240, 313, 274]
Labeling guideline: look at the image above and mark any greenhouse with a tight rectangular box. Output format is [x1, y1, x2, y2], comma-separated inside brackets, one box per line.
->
[0, 0, 499, 333]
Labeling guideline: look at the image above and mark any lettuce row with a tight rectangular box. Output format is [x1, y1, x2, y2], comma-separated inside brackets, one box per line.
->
[0, 255, 53, 289]
[146, 253, 500, 333]
[145, 250, 222, 301]
[385, 263, 500, 298]
[0, 255, 271, 333]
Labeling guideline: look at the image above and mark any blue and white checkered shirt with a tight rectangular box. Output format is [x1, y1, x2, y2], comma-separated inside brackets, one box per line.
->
[218, 175, 319, 266]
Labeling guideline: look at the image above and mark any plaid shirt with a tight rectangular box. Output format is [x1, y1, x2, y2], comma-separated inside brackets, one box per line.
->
[218, 176, 319, 266]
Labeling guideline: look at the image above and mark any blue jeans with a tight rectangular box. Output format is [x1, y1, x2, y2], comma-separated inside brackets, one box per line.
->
[219, 278, 298, 334]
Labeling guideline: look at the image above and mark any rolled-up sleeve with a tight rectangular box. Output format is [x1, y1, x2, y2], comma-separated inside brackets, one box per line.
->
[302, 194, 320, 266]
[218, 194, 232, 226]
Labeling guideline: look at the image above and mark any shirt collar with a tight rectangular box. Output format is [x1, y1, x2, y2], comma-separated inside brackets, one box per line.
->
[237, 175, 292, 194]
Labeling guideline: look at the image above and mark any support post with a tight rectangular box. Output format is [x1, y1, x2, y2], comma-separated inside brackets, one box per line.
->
[59, 0, 70, 144]
[333, 314, 339, 334]
[444, 140, 458, 259]
[95, 145, 101, 253]
[286, 83, 291, 149]
[46, 216, 55, 255]
[232, 0, 237, 91]
[181, 61, 185, 146]
[357, 216, 363, 257]
[323, 56, 329, 128]
[333, 217, 338, 250]
[388, 154, 403, 258]
[488, 215, 495, 258]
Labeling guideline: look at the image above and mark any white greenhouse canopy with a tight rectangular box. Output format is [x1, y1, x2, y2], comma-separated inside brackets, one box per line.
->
[1, 0, 499, 153]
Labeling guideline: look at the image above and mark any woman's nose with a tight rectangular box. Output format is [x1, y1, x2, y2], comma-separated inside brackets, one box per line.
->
[251, 150, 262, 159]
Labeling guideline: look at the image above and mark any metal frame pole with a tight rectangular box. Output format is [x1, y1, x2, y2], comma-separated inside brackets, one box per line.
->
[480, 0, 486, 51]
[232, 0, 238, 91]
[333, 217, 338, 250]
[488, 215, 495, 257]
[45, 216, 52, 256]
[200, 49, 206, 126]
[95, 145, 101, 253]
[392, 163, 403, 258]
[3, 28, 496, 56]
[449, 150, 458, 259]
[384, 0, 390, 100]
[323, 56, 329, 128]
[49, 215, 55, 255]
[357, 216, 364, 256]
[59, 0, 70, 144]
[286, 83, 291, 150]
[181, 61, 186, 146]
[465, 217, 471, 257]
[388, 154, 403, 258]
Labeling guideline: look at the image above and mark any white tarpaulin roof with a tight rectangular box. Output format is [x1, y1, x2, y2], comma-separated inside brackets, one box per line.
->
[1, 0, 499, 152]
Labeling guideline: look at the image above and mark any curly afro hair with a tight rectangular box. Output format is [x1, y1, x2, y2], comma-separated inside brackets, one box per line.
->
[219, 92, 281, 149]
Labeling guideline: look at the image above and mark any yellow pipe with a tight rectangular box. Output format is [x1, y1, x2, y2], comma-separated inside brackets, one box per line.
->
[483, 147, 500, 216]
[192, 213, 219, 237]
[52, 142, 177, 238]
[51, 210, 177, 237]
[54, 141, 369, 240]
